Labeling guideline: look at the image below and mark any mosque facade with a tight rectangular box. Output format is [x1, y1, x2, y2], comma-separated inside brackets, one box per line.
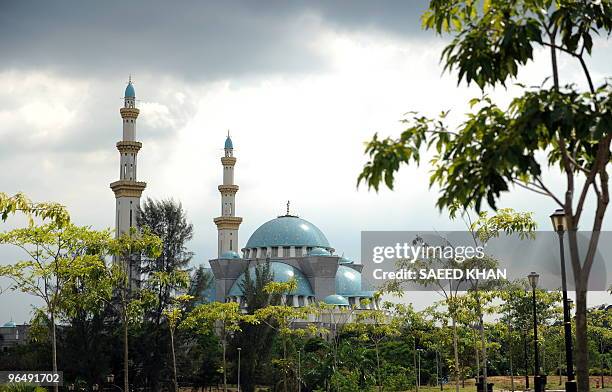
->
[209, 135, 377, 309]
[111, 81, 377, 309]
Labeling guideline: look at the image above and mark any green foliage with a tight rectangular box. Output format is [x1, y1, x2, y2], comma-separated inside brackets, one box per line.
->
[0, 385, 47, 392]
[0, 192, 69, 227]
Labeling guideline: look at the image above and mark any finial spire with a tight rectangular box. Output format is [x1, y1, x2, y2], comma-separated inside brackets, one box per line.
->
[128, 74, 132, 84]
[286, 200, 290, 215]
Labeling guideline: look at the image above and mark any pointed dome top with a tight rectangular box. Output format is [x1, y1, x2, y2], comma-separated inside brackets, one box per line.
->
[225, 134, 233, 149]
[125, 81, 135, 98]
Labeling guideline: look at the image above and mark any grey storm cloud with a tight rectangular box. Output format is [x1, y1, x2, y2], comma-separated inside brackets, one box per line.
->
[0, 1, 428, 81]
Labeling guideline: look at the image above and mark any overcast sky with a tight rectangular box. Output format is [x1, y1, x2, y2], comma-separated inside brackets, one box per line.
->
[1, 1, 610, 322]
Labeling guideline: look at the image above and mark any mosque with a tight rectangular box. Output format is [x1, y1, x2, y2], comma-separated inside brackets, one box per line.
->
[111, 81, 378, 309]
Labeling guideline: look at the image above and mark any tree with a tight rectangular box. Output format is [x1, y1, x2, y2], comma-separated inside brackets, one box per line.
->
[344, 300, 402, 392]
[587, 305, 612, 388]
[465, 208, 537, 388]
[358, 2, 611, 390]
[183, 301, 258, 392]
[162, 294, 193, 392]
[233, 261, 281, 392]
[254, 279, 318, 392]
[137, 198, 194, 392]
[500, 281, 563, 387]
[0, 224, 112, 392]
[0, 224, 160, 392]
[100, 229, 162, 392]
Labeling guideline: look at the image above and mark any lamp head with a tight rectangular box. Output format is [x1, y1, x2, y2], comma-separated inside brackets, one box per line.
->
[106, 374, 114, 384]
[528, 272, 539, 289]
[550, 209, 567, 232]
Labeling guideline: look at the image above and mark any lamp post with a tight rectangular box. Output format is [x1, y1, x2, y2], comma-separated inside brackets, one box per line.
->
[528, 272, 542, 392]
[237, 347, 241, 392]
[550, 209, 576, 392]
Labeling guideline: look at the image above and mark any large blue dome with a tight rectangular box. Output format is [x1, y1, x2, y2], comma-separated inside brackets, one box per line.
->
[125, 82, 135, 98]
[245, 215, 330, 249]
[228, 261, 314, 297]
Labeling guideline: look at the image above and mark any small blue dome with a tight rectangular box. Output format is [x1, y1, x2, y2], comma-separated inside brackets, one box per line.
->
[125, 82, 135, 98]
[338, 257, 353, 265]
[225, 136, 233, 149]
[245, 216, 331, 249]
[2, 321, 16, 328]
[220, 250, 241, 259]
[323, 294, 349, 306]
[228, 261, 314, 297]
[336, 265, 362, 296]
[309, 247, 331, 256]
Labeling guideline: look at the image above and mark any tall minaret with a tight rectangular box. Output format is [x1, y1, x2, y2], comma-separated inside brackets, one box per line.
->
[214, 132, 243, 257]
[110, 78, 147, 280]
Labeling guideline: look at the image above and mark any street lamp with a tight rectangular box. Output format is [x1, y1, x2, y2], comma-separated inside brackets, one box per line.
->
[92, 384, 99, 392]
[237, 347, 241, 392]
[528, 272, 542, 392]
[550, 209, 576, 392]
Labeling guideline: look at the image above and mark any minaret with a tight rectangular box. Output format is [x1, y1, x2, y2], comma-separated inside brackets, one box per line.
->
[110, 78, 147, 282]
[214, 132, 243, 257]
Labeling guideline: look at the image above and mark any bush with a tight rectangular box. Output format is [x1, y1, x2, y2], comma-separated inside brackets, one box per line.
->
[0, 385, 47, 392]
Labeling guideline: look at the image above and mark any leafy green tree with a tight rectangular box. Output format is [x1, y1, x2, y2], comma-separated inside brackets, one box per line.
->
[500, 281, 562, 388]
[344, 300, 403, 392]
[587, 305, 612, 387]
[0, 224, 112, 392]
[464, 208, 537, 388]
[137, 198, 194, 392]
[358, 3, 611, 390]
[0, 224, 160, 392]
[183, 301, 258, 392]
[254, 279, 318, 392]
[162, 294, 193, 392]
[233, 261, 280, 392]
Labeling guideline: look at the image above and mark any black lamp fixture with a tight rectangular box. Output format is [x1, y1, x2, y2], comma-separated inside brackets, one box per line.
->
[106, 374, 114, 385]
[550, 209, 568, 232]
[528, 271, 539, 290]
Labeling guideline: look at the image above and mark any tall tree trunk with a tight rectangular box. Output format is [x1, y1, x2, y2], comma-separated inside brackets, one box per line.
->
[414, 338, 419, 392]
[524, 332, 529, 389]
[574, 288, 589, 392]
[283, 338, 288, 392]
[170, 328, 178, 392]
[601, 339, 605, 388]
[480, 313, 487, 390]
[51, 310, 59, 392]
[452, 317, 460, 392]
[375, 342, 382, 392]
[222, 339, 227, 392]
[124, 316, 129, 392]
